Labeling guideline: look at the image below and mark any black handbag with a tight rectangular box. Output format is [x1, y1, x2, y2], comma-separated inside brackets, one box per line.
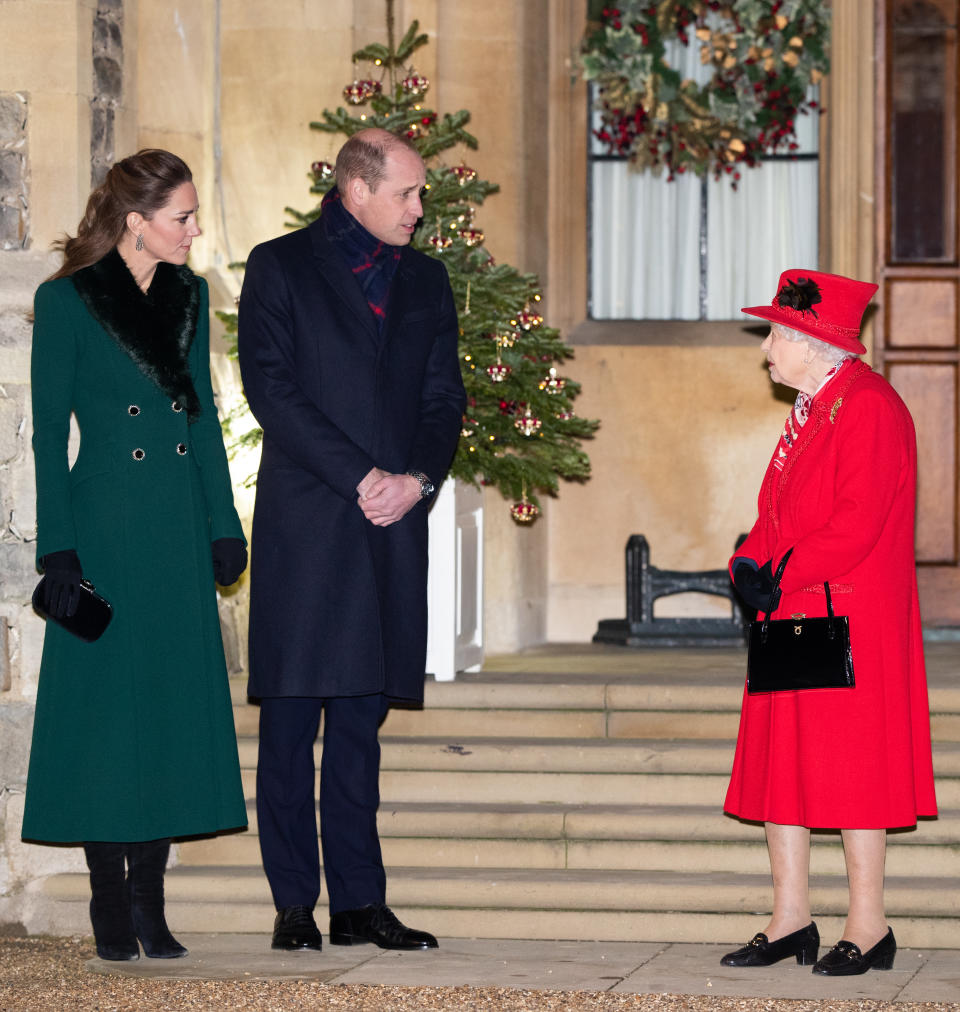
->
[746, 548, 855, 694]
[32, 577, 113, 643]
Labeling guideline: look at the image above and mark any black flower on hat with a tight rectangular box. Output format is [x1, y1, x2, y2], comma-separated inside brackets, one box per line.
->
[776, 277, 822, 317]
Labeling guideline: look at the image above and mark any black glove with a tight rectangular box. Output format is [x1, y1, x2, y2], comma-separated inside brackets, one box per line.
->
[40, 549, 83, 619]
[211, 538, 247, 586]
[733, 558, 780, 613]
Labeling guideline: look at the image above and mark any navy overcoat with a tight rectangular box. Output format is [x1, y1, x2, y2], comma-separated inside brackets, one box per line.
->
[237, 217, 465, 703]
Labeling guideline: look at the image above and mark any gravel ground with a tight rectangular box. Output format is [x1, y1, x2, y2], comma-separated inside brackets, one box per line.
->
[1, 937, 958, 1012]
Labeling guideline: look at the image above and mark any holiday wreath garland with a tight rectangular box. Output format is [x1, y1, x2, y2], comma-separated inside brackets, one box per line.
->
[581, 0, 830, 184]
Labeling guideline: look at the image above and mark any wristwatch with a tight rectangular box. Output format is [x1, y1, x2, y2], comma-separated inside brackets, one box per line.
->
[406, 470, 436, 499]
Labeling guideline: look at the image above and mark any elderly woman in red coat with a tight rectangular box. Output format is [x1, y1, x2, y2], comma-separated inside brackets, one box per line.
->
[721, 269, 937, 977]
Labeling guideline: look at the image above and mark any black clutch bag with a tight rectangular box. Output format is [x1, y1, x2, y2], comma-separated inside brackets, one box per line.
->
[746, 548, 855, 694]
[32, 577, 113, 643]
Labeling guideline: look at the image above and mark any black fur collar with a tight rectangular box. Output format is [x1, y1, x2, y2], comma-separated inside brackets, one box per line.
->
[71, 248, 201, 419]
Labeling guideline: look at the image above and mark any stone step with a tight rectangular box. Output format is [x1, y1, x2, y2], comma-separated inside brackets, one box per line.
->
[178, 825, 960, 877]
[233, 703, 960, 742]
[179, 799, 959, 849]
[38, 866, 960, 947]
[231, 705, 749, 740]
[234, 736, 960, 776]
[230, 676, 960, 736]
[236, 736, 740, 774]
[238, 765, 960, 808]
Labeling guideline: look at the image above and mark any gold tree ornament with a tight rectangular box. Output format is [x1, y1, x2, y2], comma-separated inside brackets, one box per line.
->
[511, 485, 540, 523]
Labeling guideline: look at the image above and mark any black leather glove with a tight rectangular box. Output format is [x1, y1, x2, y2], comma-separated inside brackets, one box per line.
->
[40, 549, 83, 619]
[733, 558, 780, 613]
[211, 538, 247, 586]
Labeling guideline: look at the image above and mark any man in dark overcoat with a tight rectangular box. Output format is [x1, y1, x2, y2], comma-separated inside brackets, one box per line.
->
[237, 128, 465, 951]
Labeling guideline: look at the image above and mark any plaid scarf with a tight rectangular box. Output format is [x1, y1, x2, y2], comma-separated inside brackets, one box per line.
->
[320, 186, 401, 332]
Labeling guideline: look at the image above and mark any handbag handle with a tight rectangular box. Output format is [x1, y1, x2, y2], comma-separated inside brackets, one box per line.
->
[761, 547, 836, 643]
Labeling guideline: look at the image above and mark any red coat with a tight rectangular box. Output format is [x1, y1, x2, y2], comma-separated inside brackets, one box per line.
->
[724, 360, 937, 828]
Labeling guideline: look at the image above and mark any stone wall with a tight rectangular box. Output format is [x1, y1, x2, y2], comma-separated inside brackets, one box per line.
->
[91, 0, 124, 187]
[0, 93, 29, 250]
[0, 249, 85, 933]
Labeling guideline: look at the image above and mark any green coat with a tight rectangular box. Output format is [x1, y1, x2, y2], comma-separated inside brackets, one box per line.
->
[23, 250, 247, 843]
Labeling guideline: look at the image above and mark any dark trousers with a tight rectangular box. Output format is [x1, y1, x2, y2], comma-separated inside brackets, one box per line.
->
[256, 693, 389, 915]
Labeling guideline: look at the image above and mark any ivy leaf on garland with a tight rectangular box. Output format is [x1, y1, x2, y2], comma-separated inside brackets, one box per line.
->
[581, 0, 830, 185]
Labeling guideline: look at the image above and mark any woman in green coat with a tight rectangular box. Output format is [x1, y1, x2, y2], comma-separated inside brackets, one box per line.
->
[23, 150, 248, 961]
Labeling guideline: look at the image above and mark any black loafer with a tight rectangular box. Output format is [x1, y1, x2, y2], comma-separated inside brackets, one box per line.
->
[329, 903, 438, 950]
[720, 922, 820, 967]
[813, 927, 896, 975]
[271, 905, 322, 951]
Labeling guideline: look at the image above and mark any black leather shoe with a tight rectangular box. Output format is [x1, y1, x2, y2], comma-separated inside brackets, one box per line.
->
[329, 904, 438, 950]
[720, 922, 819, 967]
[812, 927, 896, 975]
[271, 905, 322, 951]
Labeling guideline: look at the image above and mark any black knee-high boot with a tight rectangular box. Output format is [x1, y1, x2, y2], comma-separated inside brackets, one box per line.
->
[83, 842, 139, 961]
[127, 838, 187, 958]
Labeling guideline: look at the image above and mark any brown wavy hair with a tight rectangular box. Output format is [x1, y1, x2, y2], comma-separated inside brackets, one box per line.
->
[49, 149, 193, 280]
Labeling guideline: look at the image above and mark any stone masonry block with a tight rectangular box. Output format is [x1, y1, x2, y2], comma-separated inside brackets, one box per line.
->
[0, 151, 23, 192]
[0, 545, 38, 603]
[0, 620, 8, 693]
[0, 393, 26, 466]
[0, 95, 27, 147]
[93, 55, 122, 100]
[0, 205, 24, 250]
[0, 702, 33, 787]
[93, 16, 122, 58]
[3, 792, 86, 886]
[91, 103, 114, 157]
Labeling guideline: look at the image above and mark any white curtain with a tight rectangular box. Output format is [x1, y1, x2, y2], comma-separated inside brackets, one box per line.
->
[590, 165, 701, 319]
[706, 159, 819, 319]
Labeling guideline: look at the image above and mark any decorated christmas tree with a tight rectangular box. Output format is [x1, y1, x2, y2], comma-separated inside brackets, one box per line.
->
[221, 13, 598, 522]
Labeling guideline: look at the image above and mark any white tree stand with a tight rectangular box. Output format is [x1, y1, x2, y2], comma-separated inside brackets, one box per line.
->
[425, 479, 484, 681]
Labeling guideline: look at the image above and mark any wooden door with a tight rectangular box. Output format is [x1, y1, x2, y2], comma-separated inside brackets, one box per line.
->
[876, 0, 960, 624]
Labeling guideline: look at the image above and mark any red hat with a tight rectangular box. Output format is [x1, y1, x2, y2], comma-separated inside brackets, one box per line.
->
[741, 269, 878, 355]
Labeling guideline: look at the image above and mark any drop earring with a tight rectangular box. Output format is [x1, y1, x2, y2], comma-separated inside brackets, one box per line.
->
[135, 233, 144, 252]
